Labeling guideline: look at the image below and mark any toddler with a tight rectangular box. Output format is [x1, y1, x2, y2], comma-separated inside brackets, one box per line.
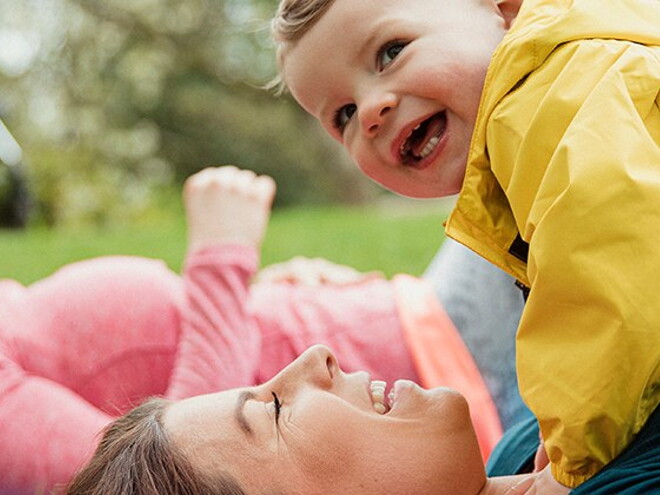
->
[271, 0, 660, 489]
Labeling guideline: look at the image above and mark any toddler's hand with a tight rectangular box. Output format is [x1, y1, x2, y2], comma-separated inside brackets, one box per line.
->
[184, 166, 276, 252]
[520, 466, 570, 494]
[533, 438, 549, 472]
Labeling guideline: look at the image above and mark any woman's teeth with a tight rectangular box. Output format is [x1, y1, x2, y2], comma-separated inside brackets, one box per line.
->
[370, 380, 388, 414]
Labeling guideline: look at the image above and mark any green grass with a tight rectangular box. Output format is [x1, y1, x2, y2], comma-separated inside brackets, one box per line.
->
[0, 200, 450, 285]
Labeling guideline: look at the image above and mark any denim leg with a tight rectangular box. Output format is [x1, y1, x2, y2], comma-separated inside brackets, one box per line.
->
[424, 239, 533, 430]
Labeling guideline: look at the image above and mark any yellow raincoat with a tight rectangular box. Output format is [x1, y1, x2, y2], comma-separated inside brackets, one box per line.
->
[445, 0, 660, 487]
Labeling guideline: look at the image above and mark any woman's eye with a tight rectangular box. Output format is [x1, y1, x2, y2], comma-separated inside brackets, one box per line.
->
[377, 40, 407, 70]
[272, 392, 283, 424]
[334, 104, 357, 133]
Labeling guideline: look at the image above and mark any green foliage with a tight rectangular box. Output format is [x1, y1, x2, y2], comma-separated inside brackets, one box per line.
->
[262, 204, 447, 275]
[25, 143, 171, 226]
[0, 0, 375, 226]
[0, 200, 448, 285]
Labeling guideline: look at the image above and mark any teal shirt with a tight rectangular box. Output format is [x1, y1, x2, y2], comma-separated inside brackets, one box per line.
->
[487, 406, 660, 493]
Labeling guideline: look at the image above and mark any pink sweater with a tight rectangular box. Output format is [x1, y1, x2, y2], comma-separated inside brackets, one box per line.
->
[0, 245, 419, 493]
[0, 245, 500, 493]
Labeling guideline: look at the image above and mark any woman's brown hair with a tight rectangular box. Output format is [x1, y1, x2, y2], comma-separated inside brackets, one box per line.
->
[66, 398, 245, 495]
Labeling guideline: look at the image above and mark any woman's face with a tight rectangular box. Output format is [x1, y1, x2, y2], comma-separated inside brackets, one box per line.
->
[164, 345, 486, 495]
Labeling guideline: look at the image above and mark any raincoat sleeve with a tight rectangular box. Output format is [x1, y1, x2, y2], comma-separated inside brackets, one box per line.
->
[513, 41, 660, 486]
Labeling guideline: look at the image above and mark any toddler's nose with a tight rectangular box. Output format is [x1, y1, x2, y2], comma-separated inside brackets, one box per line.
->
[359, 91, 397, 137]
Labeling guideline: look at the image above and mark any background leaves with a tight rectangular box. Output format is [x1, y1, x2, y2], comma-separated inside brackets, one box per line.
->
[0, 0, 377, 226]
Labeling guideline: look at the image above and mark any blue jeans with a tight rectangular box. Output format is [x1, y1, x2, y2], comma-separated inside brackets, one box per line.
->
[424, 239, 533, 430]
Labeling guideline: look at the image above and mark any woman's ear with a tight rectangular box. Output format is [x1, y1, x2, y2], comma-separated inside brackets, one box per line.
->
[495, 0, 522, 28]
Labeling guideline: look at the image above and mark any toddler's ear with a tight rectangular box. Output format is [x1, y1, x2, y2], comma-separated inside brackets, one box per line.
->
[495, 0, 522, 28]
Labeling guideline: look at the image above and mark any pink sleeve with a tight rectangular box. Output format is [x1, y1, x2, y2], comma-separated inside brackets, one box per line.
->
[0, 259, 183, 494]
[166, 244, 261, 398]
[0, 340, 111, 492]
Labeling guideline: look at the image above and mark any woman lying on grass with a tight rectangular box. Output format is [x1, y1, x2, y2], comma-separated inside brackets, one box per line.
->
[1, 166, 508, 494]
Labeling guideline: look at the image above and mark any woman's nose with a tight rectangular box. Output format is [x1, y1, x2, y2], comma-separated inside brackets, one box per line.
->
[359, 91, 398, 137]
[275, 345, 338, 391]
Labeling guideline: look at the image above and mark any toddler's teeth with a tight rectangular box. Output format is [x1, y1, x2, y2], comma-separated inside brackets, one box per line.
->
[420, 136, 439, 158]
[373, 402, 387, 414]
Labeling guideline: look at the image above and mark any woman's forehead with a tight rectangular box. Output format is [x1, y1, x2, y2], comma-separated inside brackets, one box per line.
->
[163, 390, 243, 445]
[165, 388, 293, 454]
[163, 389, 286, 487]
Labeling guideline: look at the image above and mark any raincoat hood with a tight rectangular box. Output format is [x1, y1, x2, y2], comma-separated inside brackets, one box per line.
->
[447, 0, 660, 283]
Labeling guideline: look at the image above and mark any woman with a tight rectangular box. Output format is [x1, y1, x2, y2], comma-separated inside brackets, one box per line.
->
[68, 344, 489, 495]
[1, 166, 507, 493]
[67, 344, 660, 495]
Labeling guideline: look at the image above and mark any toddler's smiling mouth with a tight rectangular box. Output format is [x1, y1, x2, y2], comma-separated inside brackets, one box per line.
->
[398, 111, 448, 165]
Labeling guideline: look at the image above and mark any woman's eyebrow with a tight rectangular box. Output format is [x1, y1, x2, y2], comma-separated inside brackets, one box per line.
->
[235, 390, 256, 436]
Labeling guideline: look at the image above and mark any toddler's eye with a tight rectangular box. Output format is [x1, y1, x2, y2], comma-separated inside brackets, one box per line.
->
[334, 104, 357, 133]
[377, 40, 407, 70]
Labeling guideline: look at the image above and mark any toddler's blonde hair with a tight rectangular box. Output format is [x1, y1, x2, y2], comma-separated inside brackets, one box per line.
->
[269, 0, 336, 93]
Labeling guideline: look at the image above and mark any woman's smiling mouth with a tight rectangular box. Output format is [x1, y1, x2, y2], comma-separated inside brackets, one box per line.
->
[370, 380, 389, 414]
[398, 111, 448, 166]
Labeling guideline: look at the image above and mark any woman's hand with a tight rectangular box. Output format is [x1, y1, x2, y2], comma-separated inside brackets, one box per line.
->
[184, 166, 276, 252]
[256, 256, 384, 286]
[480, 466, 570, 495]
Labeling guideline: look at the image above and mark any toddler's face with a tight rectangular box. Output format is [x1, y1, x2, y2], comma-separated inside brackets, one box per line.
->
[282, 0, 510, 198]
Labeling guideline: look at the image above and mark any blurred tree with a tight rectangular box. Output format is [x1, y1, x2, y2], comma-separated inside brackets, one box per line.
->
[0, 0, 375, 225]
[0, 118, 31, 228]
